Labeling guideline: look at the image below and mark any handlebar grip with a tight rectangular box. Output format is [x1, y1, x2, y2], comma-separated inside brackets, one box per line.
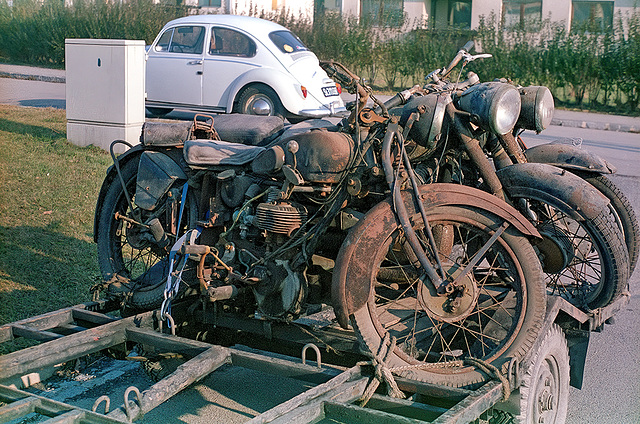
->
[383, 93, 406, 110]
[442, 41, 476, 77]
[323, 65, 354, 86]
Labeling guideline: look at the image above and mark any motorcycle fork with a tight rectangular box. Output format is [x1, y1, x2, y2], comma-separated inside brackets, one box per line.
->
[497, 132, 527, 165]
[445, 103, 505, 200]
[485, 135, 539, 223]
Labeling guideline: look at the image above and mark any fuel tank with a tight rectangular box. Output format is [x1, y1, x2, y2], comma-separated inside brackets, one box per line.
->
[254, 126, 355, 184]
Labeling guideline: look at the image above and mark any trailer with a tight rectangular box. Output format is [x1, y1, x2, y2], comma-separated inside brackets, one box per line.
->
[0, 291, 629, 424]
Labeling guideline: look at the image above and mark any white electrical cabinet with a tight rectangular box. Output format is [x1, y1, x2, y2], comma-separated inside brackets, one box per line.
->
[65, 39, 145, 152]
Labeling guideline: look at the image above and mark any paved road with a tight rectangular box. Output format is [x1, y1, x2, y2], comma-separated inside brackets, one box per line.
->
[0, 77, 66, 109]
[2, 73, 640, 422]
[521, 126, 640, 424]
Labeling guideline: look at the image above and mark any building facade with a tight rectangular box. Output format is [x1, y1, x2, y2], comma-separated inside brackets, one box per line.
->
[191, 0, 638, 32]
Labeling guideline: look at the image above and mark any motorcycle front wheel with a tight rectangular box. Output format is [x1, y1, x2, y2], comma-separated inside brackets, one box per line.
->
[96, 156, 199, 311]
[347, 203, 546, 388]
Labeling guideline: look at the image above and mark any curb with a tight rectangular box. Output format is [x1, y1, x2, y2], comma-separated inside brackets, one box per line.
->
[551, 118, 640, 134]
[0, 71, 66, 84]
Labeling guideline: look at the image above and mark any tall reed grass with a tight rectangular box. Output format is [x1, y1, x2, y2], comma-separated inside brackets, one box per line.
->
[0, 0, 190, 66]
[0, 0, 638, 113]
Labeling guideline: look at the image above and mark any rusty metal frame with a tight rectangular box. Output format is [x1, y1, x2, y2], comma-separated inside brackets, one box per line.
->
[0, 292, 630, 424]
[0, 303, 343, 423]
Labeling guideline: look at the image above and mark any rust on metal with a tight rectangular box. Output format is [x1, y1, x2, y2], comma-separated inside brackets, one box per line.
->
[496, 162, 611, 220]
[524, 143, 616, 174]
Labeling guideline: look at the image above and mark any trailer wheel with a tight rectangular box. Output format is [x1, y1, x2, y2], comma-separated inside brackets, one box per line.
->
[518, 324, 569, 424]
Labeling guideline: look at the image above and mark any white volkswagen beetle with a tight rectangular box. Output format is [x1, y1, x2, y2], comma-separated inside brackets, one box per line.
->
[145, 15, 346, 120]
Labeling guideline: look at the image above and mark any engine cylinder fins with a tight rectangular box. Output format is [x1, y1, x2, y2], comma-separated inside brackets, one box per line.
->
[255, 202, 307, 236]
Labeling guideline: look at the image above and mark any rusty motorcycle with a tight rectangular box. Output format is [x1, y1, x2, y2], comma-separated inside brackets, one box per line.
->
[94, 76, 549, 388]
[321, 41, 633, 312]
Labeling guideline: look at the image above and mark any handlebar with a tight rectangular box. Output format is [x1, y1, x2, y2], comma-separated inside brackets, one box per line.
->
[441, 40, 474, 78]
[380, 85, 421, 111]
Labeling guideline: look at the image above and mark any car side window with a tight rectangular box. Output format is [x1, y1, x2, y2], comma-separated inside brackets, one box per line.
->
[155, 26, 205, 54]
[208, 27, 256, 57]
[155, 28, 174, 52]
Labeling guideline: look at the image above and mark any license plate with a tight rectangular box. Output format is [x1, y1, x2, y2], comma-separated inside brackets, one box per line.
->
[322, 86, 339, 97]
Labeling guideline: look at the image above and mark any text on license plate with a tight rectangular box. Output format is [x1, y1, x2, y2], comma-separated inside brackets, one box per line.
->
[322, 86, 339, 97]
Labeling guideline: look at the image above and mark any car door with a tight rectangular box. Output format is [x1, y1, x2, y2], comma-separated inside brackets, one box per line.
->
[202, 26, 259, 109]
[146, 25, 206, 107]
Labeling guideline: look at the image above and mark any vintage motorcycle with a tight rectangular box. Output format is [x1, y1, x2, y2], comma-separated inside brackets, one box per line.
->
[320, 41, 633, 311]
[94, 80, 549, 387]
[94, 41, 634, 388]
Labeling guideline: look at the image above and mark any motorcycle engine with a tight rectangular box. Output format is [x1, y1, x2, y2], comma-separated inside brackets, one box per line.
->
[225, 196, 309, 319]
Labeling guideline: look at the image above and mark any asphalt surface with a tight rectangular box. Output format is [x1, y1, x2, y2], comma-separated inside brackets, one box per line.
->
[1, 64, 640, 423]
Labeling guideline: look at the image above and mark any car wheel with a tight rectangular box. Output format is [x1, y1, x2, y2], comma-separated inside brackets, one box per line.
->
[236, 85, 285, 119]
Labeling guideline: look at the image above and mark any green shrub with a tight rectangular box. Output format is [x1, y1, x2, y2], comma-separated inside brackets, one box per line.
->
[0, 1, 638, 113]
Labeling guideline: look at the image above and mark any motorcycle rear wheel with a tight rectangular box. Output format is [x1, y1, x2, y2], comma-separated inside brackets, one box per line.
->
[512, 195, 628, 310]
[96, 157, 198, 310]
[348, 203, 545, 388]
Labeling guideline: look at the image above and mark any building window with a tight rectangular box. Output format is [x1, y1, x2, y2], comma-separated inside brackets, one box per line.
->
[199, 0, 222, 7]
[361, 0, 404, 27]
[503, 1, 542, 27]
[448, 0, 472, 29]
[572, 1, 614, 31]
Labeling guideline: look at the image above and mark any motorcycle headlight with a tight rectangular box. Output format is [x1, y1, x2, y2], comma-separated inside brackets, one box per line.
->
[517, 86, 554, 132]
[457, 82, 521, 135]
[399, 93, 448, 148]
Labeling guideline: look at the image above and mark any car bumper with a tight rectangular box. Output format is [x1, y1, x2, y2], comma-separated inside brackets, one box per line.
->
[298, 104, 348, 118]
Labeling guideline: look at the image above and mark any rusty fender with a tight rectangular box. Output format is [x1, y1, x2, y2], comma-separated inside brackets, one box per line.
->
[330, 183, 540, 329]
[93, 144, 145, 242]
[496, 162, 610, 221]
[524, 143, 616, 174]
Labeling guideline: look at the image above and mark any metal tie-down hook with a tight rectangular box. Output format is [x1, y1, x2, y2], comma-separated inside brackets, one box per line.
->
[301, 343, 322, 370]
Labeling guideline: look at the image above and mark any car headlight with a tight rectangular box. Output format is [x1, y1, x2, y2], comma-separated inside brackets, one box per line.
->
[457, 82, 521, 135]
[517, 86, 554, 132]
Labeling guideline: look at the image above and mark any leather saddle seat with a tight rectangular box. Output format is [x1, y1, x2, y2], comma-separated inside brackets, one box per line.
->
[140, 114, 285, 167]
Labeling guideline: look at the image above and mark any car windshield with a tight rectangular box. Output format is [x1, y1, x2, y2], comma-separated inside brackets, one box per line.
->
[268, 30, 308, 54]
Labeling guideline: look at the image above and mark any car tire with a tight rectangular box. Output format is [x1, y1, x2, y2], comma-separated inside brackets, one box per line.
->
[236, 85, 285, 119]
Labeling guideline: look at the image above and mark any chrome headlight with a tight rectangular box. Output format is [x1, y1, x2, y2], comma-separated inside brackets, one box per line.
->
[517, 86, 554, 132]
[457, 82, 521, 135]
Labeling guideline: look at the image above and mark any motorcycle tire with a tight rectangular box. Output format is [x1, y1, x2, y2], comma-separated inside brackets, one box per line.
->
[96, 156, 198, 311]
[346, 202, 545, 388]
[508, 193, 628, 310]
[574, 171, 639, 276]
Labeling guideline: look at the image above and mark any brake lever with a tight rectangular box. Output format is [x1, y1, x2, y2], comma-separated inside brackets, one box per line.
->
[462, 52, 493, 64]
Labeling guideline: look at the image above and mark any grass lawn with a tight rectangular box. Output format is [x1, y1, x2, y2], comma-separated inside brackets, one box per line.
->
[0, 105, 112, 328]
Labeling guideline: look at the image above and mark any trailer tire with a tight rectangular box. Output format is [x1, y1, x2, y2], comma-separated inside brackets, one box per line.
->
[518, 324, 569, 424]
